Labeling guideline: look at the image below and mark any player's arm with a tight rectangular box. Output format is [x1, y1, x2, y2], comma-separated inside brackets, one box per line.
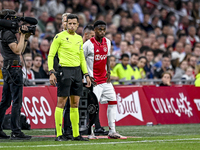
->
[83, 40, 97, 86]
[80, 40, 91, 87]
[48, 34, 60, 86]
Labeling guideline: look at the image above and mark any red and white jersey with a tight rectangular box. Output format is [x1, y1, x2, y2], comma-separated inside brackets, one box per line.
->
[83, 37, 111, 84]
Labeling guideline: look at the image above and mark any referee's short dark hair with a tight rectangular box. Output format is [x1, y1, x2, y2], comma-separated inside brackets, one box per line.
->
[67, 14, 79, 22]
[93, 20, 106, 28]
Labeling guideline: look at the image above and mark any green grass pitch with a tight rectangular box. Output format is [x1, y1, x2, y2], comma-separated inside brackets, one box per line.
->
[1, 124, 200, 150]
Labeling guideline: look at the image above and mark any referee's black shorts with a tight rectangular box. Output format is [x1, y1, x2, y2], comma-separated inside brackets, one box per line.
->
[57, 66, 83, 97]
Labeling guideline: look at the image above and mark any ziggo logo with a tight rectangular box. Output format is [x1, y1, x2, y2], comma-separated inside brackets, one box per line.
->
[95, 54, 107, 61]
[22, 96, 52, 125]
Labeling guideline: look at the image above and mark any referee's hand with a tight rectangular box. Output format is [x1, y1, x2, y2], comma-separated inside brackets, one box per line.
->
[49, 73, 57, 86]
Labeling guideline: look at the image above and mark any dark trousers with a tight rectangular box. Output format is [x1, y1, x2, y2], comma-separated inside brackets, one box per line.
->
[0, 67, 23, 134]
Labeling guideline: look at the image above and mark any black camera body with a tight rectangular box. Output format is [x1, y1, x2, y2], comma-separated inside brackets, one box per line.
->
[20, 25, 36, 35]
[0, 9, 38, 34]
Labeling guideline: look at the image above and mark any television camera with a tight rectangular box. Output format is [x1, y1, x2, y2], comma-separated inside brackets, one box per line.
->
[0, 9, 38, 34]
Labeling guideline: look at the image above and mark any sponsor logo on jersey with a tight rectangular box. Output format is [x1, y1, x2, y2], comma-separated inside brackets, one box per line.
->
[96, 49, 99, 52]
[95, 54, 107, 61]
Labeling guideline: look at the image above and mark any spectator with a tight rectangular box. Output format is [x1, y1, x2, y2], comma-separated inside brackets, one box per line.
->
[159, 72, 172, 86]
[140, 13, 153, 33]
[193, 46, 200, 62]
[173, 60, 188, 80]
[112, 40, 130, 60]
[145, 49, 154, 79]
[186, 26, 200, 47]
[188, 55, 197, 70]
[195, 64, 200, 87]
[28, 37, 42, 59]
[31, 54, 43, 79]
[39, 39, 50, 61]
[171, 42, 185, 63]
[109, 55, 119, 84]
[182, 66, 195, 80]
[165, 34, 175, 50]
[133, 0, 145, 22]
[112, 32, 121, 51]
[185, 44, 192, 54]
[113, 54, 134, 84]
[124, 31, 133, 44]
[130, 53, 139, 69]
[48, 0, 65, 17]
[133, 56, 147, 80]
[22, 53, 35, 85]
[33, 0, 49, 18]
[154, 55, 171, 79]
[37, 11, 49, 33]
[54, 13, 63, 34]
[40, 59, 49, 79]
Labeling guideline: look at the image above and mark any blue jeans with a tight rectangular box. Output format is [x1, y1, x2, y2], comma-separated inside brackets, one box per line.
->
[0, 67, 23, 134]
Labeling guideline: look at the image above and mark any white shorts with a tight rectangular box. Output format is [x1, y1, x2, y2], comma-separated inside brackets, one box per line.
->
[93, 82, 116, 104]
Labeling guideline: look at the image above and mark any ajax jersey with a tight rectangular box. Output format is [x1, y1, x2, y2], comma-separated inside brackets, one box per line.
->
[83, 37, 111, 84]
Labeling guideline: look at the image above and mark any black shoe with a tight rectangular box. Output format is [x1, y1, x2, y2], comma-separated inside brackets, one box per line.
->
[73, 135, 89, 141]
[11, 132, 31, 140]
[63, 133, 73, 141]
[55, 135, 68, 141]
[94, 127, 109, 136]
[0, 131, 10, 139]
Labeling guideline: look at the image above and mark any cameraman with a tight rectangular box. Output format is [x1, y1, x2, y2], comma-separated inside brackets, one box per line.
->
[0, 10, 31, 140]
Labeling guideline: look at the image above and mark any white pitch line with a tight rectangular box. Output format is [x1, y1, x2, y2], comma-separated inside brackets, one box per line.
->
[0, 138, 200, 149]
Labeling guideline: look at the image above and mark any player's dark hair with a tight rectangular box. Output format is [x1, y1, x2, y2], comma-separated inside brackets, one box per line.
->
[121, 53, 129, 60]
[93, 20, 106, 28]
[67, 14, 79, 22]
[83, 24, 94, 31]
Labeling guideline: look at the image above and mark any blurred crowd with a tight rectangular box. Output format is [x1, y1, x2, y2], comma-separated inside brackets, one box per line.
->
[0, 0, 200, 86]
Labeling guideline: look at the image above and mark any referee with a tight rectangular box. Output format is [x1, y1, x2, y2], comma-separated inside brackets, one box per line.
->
[48, 14, 91, 141]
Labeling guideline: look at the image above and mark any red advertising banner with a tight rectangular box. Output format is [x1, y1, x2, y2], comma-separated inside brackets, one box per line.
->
[22, 87, 56, 129]
[99, 86, 157, 126]
[0, 86, 56, 129]
[143, 86, 200, 124]
[184, 85, 200, 121]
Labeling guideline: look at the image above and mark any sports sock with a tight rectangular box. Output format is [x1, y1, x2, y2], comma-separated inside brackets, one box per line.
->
[70, 107, 79, 137]
[107, 104, 117, 133]
[55, 107, 64, 137]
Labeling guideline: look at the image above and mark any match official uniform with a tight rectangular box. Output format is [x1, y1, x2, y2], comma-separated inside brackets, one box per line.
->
[48, 30, 88, 96]
[48, 30, 88, 140]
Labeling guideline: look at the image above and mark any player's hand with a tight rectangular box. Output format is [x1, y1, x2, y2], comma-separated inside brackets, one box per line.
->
[90, 76, 97, 86]
[49, 73, 57, 86]
[86, 76, 91, 87]
[106, 72, 111, 83]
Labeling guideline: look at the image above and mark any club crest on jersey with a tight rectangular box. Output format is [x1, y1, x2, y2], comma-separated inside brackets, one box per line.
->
[103, 47, 107, 52]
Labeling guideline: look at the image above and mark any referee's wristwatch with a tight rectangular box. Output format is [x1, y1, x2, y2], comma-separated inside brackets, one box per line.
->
[49, 70, 55, 75]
